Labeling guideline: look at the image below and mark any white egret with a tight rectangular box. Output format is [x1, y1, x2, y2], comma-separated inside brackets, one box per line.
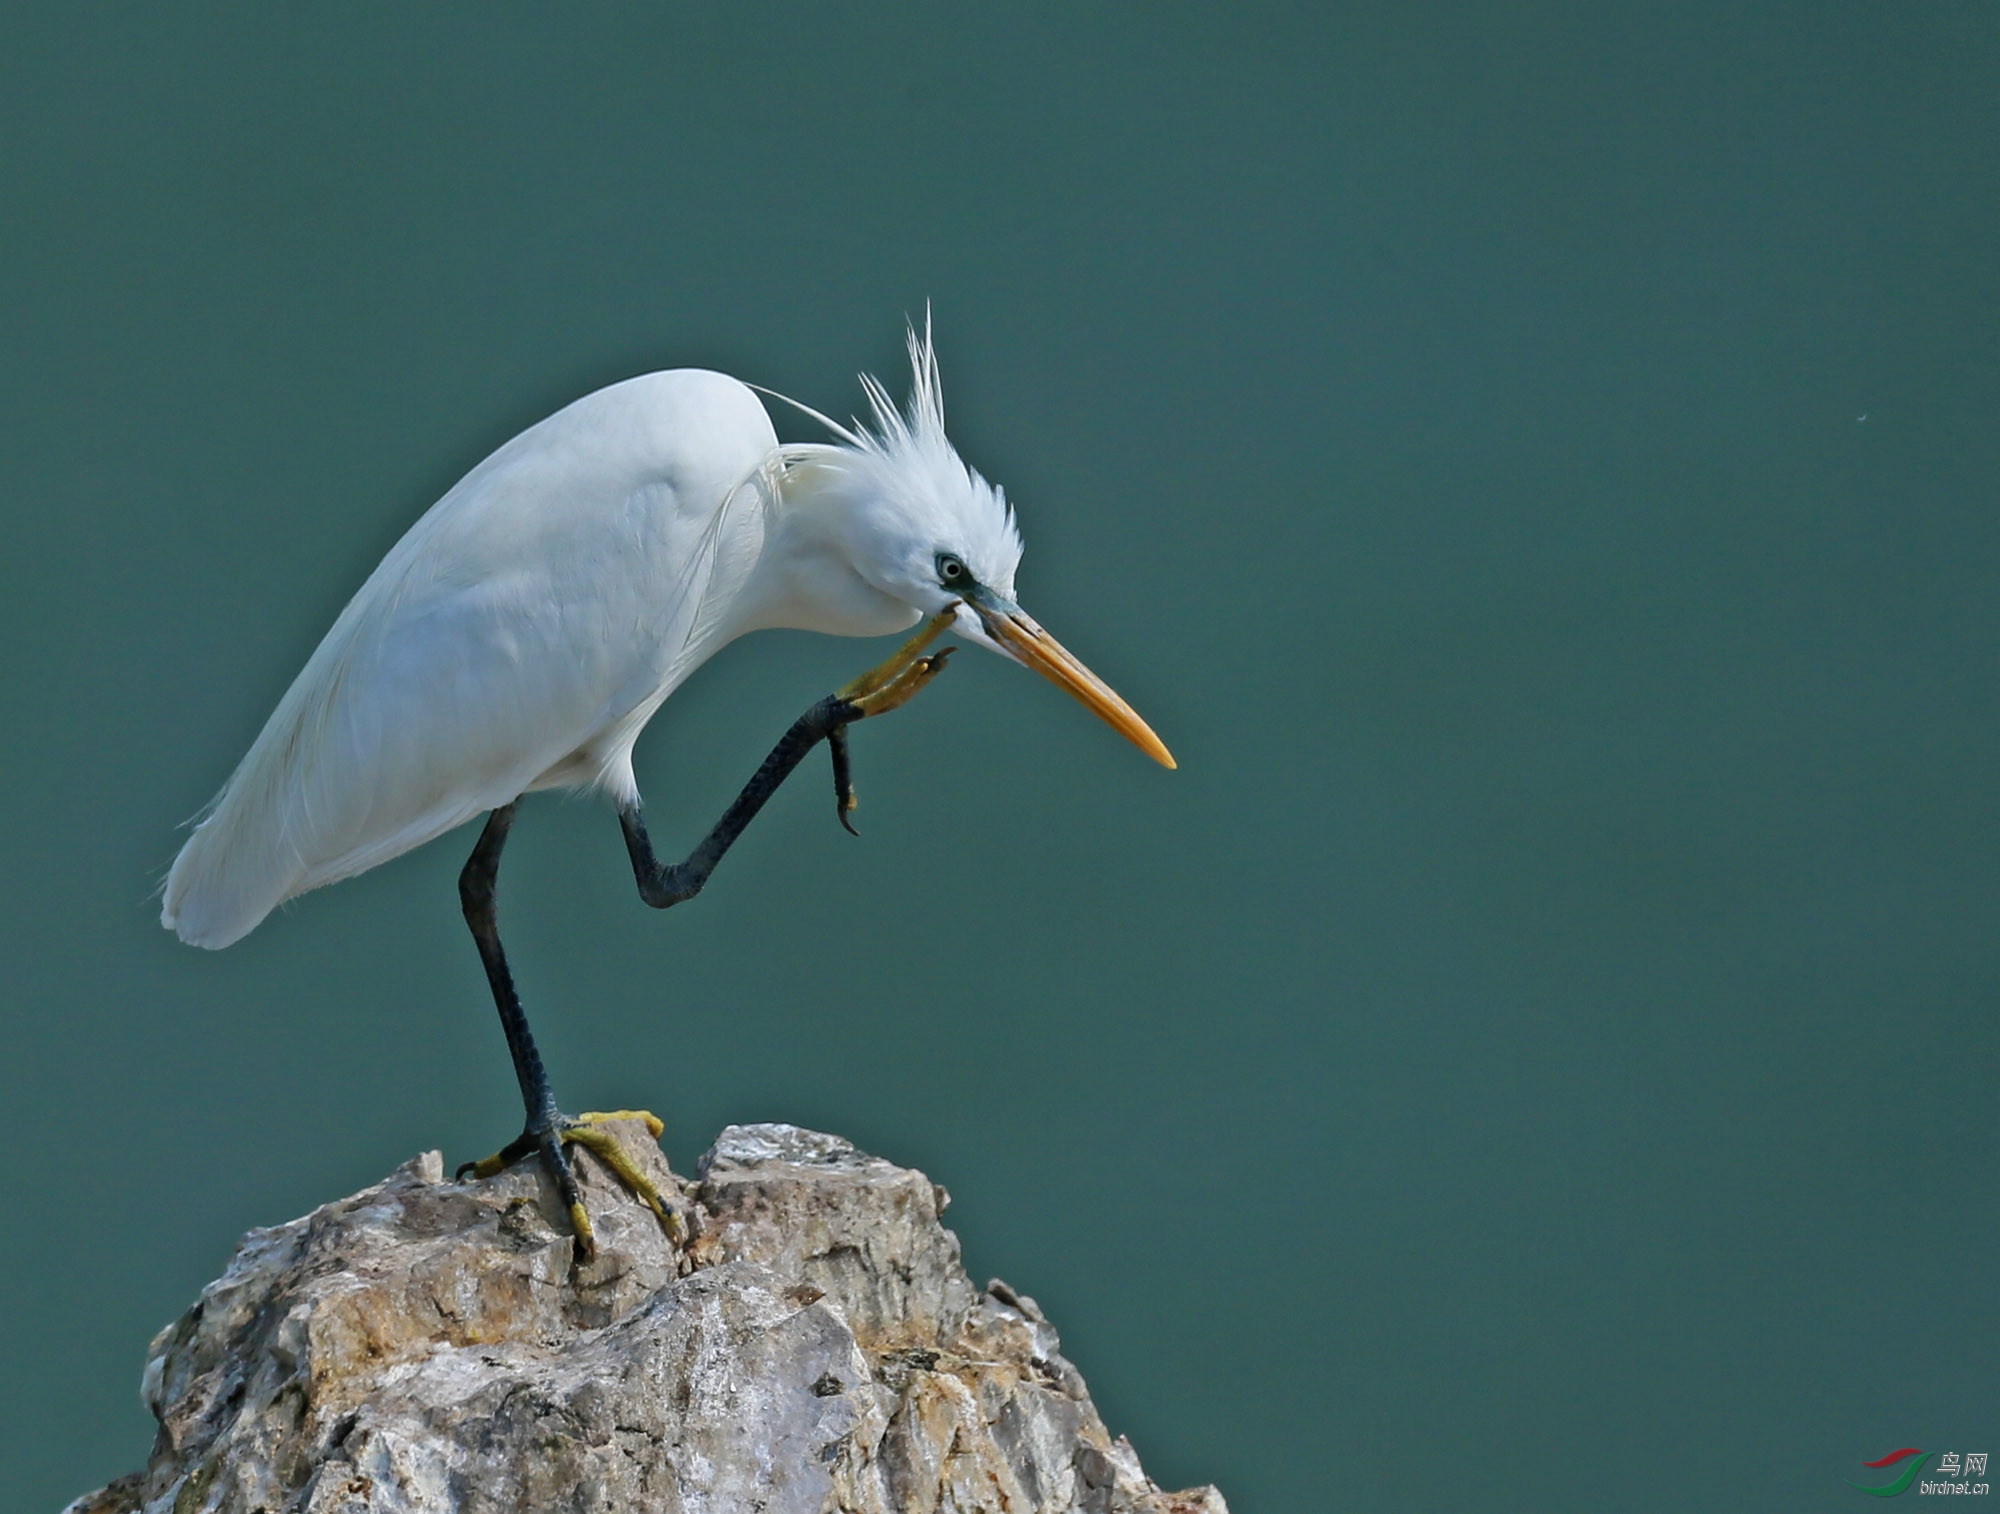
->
[162, 322, 1174, 1255]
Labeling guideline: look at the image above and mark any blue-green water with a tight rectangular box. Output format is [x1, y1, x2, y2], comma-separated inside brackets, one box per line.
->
[3, 7, 1996, 1510]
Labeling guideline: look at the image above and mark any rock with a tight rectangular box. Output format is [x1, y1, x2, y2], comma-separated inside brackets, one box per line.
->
[65, 1121, 1226, 1514]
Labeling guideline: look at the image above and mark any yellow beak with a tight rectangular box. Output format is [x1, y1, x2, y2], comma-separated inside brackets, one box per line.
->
[972, 594, 1177, 769]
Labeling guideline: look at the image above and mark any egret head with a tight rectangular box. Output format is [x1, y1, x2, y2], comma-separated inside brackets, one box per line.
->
[806, 324, 1024, 619]
[795, 322, 1174, 769]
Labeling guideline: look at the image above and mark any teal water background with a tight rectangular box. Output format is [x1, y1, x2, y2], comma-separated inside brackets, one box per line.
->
[3, 7, 1996, 1510]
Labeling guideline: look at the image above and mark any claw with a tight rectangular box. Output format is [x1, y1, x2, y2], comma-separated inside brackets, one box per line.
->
[457, 1129, 536, 1181]
[458, 1109, 681, 1257]
[567, 1200, 597, 1260]
[850, 646, 955, 719]
[837, 611, 956, 703]
[828, 726, 859, 835]
[574, 1109, 666, 1139]
[563, 1111, 683, 1246]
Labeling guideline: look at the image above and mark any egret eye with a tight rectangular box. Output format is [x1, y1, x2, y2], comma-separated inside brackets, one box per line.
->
[936, 553, 966, 584]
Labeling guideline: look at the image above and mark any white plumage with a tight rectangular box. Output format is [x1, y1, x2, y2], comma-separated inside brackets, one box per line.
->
[163, 325, 1167, 951]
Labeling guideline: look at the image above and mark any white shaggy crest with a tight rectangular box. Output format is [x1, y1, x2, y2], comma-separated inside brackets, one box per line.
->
[775, 315, 1024, 595]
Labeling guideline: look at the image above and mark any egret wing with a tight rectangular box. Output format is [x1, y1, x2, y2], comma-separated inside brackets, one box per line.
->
[162, 369, 779, 948]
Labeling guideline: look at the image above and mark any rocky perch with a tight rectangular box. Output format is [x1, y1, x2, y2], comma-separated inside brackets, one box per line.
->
[66, 1121, 1225, 1514]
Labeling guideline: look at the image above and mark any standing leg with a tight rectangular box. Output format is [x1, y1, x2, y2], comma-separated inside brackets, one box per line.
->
[455, 801, 675, 1260]
[457, 803, 557, 1143]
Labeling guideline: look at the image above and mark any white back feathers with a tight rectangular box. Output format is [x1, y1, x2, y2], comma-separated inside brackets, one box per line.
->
[160, 325, 1085, 952]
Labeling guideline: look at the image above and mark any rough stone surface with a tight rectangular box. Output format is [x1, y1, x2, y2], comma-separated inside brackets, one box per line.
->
[65, 1122, 1226, 1514]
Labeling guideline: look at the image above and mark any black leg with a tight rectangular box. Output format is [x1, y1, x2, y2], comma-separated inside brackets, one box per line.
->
[621, 694, 860, 908]
[618, 614, 958, 906]
[455, 803, 590, 1237]
[457, 803, 557, 1130]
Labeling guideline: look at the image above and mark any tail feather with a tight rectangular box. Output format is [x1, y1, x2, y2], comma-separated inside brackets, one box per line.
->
[160, 800, 300, 949]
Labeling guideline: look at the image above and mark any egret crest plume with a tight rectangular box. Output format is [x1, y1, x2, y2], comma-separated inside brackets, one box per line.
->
[768, 316, 1025, 602]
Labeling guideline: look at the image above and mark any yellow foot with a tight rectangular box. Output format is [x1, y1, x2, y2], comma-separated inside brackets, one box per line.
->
[564, 1110, 685, 1249]
[838, 611, 959, 714]
[457, 1108, 683, 1260]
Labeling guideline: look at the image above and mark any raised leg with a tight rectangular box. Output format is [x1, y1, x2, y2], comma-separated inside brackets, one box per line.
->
[622, 611, 958, 904]
[456, 802, 678, 1260]
[456, 613, 958, 1261]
